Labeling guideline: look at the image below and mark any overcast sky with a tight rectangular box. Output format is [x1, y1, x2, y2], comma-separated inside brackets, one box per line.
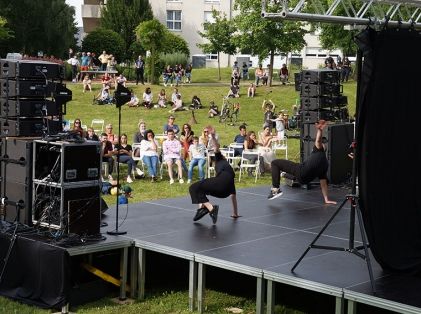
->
[65, 0, 83, 27]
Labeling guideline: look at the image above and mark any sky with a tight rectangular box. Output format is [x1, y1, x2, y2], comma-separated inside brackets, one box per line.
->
[65, 0, 83, 27]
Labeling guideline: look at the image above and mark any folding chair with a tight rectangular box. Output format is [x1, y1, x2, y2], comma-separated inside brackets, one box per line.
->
[238, 150, 261, 183]
[91, 119, 105, 134]
[272, 136, 288, 159]
[132, 143, 145, 173]
[206, 149, 216, 178]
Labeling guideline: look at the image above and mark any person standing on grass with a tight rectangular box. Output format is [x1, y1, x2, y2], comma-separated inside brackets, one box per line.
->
[189, 140, 240, 224]
[268, 120, 337, 204]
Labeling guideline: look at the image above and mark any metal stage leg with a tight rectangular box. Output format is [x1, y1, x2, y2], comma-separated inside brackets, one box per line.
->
[137, 248, 146, 300]
[347, 300, 357, 314]
[119, 247, 128, 300]
[197, 263, 206, 313]
[130, 247, 138, 298]
[335, 296, 344, 314]
[188, 260, 198, 311]
[256, 277, 265, 314]
[266, 280, 275, 314]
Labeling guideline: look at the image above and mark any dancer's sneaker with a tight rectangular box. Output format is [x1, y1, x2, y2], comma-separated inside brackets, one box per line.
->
[193, 207, 209, 221]
[209, 205, 219, 224]
[268, 188, 283, 200]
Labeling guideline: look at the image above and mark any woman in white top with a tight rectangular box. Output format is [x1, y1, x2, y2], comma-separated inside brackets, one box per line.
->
[258, 126, 276, 170]
[140, 129, 160, 182]
[142, 87, 153, 109]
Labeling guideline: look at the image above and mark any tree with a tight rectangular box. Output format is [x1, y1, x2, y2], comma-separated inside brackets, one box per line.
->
[319, 24, 358, 57]
[162, 32, 190, 57]
[82, 28, 125, 62]
[0, 17, 12, 41]
[198, 10, 236, 80]
[0, 0, 77, 58]
[135, 19, 167, 84]
[234, 0, 307, 86]
[101, 0, 153, 60]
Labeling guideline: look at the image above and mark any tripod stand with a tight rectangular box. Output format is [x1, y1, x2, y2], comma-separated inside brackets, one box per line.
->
[291, 50, 376, 294]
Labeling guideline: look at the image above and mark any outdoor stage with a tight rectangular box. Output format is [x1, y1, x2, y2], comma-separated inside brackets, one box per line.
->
[1, 185, 421, 313]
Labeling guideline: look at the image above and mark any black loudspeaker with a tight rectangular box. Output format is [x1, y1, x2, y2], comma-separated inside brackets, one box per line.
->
[294, 72, 302, 92]
[300, 95, 348, 110]
[300, 83, 342, 97]
[0, 79, 51, 98]
[1, 98, 59, 117]
[0, 138, 35, 225]
[301, 69, 340, 84]
[0, 118, 61, 136]
[33, 184, 101, 235]
[300, 123, 354, 184]
[0, 59, 64, 80]
[301, 110, 337, 124]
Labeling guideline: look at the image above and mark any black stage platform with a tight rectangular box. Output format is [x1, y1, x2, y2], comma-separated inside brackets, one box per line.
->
[99, 185, 421, 314]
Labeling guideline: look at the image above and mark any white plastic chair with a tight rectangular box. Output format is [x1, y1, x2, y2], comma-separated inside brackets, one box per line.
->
[238, 150, 261, 183]
[81, 124, 88, 131]
[91, 119, 105, 134]
[272, 135, 288, 159]
[228, 143, 243, 169]
[206, 149, 216, 178]
[132, 143, 144, 172]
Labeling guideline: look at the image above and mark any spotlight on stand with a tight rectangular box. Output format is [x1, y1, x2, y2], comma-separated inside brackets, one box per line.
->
[107, 84, 132, 236]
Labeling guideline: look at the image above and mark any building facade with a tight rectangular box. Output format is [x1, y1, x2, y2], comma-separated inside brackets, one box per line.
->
[81, 0, 342, 69]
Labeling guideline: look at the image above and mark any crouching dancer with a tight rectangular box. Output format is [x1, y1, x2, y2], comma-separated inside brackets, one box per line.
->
[268, 120, 337, 204]
[189, 143, 240, 224]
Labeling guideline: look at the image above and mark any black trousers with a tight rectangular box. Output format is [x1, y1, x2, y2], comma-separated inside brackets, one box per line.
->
[136, 68, 144, 84]
[189, 174, 234, 204]
[271, 159, 300, 188]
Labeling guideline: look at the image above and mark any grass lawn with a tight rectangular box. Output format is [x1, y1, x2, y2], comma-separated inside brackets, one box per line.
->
[0, 67, 356, 313]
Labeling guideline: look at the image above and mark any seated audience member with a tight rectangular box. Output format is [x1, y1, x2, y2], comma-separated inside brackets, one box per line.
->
[227, 85, 240, 98]
[279, 63, 289, 85]
[82, 75, 92, 92]
[99, 85, 113, 103]
[187, 136, 206, 183]
[142, 87, 153, 109]
[127, 94, 140, 107]
[72, 119, 84, 137]
[85, 127, 99, 141]
[157, 89, 168, 108]
[208, 101, 219, 118]
[102, 72, 112, 88]
[190, 95, 202, 110]
[242, 61, 249, 80]
[258, 126, 277, 170]
[184, 63, 192, 83]
[233, 124, 247, 156]
[101, 133, 115, 180]
[162, 129, 184, 184]
[231, 68, 241, 86]
[114, 134, 136, 183]
[169, 94, 184, 112]
[243, 131, 265, 175]
[163, 65, 174, 87]
[262, 65, 270, 85]
[170, 88, 181, 106]
[255, 64, 264, 86]
[163, 115, 180, 135]
[247, 83, 256, 97]
[140, 129, 160, 182]
[180, 123, 194, 160]
[116, 74, 127, 87]
[133, 119, 147, 159]
[105, 123, 117, 145]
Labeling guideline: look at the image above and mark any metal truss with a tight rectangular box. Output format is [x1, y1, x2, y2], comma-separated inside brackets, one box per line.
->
[262, 0, 421, 29]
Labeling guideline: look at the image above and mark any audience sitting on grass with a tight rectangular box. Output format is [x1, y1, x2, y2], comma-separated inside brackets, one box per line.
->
[157, 89, 168, 108]
[114, 134, 136, 183]
[228, 84, 240, 98]
[163, 115, 180, 135]
[127, 94, 140, 107]
[255, 64, 265, 86]
[142, 87, 153, 109]
[102, 73, 112, 89]
[96, 86, 113, 104]
[190, 95, 202, 110]
[163, 65, 174, 87]
[169, 94, 185, 113]
[170, 88, 181, 106]
[180, 123, 194, 160]
[247, 83, 256, 97]
[162, 129, 184, 184]
[140, 129, 160, 182]
[85, 127, 99, 141]
[82, 75, 92, 93]
[116, 74, 127, 87]
[208, 101, 219, 118]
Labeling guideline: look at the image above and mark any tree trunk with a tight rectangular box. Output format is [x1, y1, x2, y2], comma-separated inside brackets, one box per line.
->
[269, 50, 275, 87]
[217, 52, 221, 81]
[150, 47, 155, 84]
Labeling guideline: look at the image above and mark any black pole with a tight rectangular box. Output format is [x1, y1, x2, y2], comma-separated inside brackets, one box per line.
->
[107, 105, 126, 235]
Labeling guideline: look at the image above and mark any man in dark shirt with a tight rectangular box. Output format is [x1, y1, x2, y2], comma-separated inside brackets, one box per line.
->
[268, 120, 337, 204]
[233, 124, 247, 156]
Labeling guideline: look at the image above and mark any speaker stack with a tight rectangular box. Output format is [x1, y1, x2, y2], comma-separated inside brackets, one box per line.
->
[298, 69, 353, 184]
[0, 59, 72, 226]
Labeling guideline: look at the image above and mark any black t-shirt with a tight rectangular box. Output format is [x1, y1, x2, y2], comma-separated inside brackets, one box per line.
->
[299, 146, 328, 184]
[114, 144, 132, 156]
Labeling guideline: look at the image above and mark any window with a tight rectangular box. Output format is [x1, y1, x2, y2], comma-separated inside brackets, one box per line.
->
[203, 11, 215, 30]
[167, 10, 182, 30]
[206, 53, 218, 60]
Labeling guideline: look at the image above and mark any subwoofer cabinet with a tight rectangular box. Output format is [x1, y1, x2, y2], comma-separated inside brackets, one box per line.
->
[0, 59, 64, 80]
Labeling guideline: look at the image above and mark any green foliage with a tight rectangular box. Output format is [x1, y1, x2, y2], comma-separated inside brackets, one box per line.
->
[160, 53, 189, 68]
[162, 32, 190, 57]
[135, 19, 167, 84]
[319, 23, 358, 56]
[0, 0, 77, 58]
[0, 16, 12, 41]
[82, 28, 125, 62]
[198, 10, 237, 80]
[100, 0, 153, 60]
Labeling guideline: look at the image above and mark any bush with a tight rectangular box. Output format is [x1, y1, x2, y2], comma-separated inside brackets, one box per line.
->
[160, 53, 189, 68]
[82, 28, 125, 62]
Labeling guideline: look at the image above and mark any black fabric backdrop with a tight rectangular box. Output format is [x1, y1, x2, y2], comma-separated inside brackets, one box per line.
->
[356, 28, 421, 273]
[0, 233, 70, 308]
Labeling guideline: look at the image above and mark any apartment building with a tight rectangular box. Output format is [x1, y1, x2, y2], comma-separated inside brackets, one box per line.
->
[81, 0, 342, 69]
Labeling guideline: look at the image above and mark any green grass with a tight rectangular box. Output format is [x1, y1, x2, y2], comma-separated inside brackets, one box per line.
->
[0, 68, 356, 313]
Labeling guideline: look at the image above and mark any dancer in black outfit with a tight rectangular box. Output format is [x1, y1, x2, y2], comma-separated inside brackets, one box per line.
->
[189, 145, 239, 224]
[268, 120, 337, 204]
